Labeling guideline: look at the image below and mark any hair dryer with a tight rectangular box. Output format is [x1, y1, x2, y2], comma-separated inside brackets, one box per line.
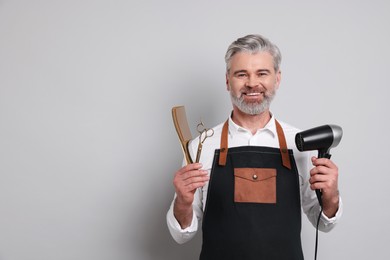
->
[295, 125, 343, 206]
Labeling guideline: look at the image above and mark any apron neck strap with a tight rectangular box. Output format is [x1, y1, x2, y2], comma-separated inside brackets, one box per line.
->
[218, 120, 229, 166]
[275, 120, 292, 170]
[218, 119, 292, 170]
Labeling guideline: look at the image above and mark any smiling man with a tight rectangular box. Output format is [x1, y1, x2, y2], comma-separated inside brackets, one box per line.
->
[227, 51, 280, 133]
[167, 34, 343, 260]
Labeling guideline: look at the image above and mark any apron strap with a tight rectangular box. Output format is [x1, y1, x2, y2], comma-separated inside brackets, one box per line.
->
[218, 118, 292, 170]
[218, 120, 229, 166]
[275, 120, 292, 170]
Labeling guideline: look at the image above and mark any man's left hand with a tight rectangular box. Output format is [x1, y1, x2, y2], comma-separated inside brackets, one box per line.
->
[310, 156, 340, 218]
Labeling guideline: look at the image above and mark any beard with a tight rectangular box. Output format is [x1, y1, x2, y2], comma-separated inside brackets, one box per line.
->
[230, 87, 276, 115]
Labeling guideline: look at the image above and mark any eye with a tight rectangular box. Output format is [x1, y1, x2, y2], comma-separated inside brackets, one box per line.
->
[237, 73, 247, 78]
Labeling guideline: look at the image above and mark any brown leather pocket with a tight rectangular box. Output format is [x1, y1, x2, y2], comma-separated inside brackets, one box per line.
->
[234, 168, 277, 203]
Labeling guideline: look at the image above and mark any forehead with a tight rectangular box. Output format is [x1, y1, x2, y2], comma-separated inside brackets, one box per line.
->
[229, 51, 274, 71]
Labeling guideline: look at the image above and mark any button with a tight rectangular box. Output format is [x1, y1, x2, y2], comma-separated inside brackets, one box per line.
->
[252, 174, 258, 180]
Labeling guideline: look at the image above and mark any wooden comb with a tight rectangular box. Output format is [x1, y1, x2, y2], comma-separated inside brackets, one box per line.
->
[172, 106, 193, 165]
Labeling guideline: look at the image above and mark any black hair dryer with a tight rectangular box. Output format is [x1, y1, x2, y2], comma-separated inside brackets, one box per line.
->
[295, 124, 343, 206]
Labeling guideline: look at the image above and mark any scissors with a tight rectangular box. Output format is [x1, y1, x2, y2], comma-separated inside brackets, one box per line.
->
[195, 121, 214, 163]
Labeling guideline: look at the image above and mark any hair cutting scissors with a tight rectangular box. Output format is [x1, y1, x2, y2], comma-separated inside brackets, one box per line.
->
[195, 121, 214, 163]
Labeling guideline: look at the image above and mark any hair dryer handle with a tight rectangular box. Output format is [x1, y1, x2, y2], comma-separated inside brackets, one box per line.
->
[315, 153, 331, 207]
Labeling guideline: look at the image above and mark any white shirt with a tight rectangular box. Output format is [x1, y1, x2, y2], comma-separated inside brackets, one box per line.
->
[167, 115, 343, 244]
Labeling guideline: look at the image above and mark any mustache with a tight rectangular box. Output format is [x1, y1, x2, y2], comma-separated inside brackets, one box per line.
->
[240, 87, 265, 93]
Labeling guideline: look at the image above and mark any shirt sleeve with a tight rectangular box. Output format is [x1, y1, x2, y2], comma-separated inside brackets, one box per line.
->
[166, 197, 198, 244]
[303, 194, 343, 232]
[166, 188, 204, 244]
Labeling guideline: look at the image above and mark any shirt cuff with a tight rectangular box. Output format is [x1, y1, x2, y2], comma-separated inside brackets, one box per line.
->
[169, 208, 198, 232]
[320, 196, 343, 225]
[166, 204, 198, 244]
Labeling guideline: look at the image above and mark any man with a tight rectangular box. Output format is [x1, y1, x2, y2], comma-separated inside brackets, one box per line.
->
[167, 34, 342, 259]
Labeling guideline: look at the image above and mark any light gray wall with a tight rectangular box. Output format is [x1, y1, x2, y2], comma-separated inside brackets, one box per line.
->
[0, 0, 389, 259]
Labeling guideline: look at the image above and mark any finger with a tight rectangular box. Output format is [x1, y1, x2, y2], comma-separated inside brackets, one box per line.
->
[180, 169, 208, 182]
[309, 174, 329, 184]
[310, 166, 333, 176]
[178, 178, 209, 195]
[309, 174, 329, 190]
[173, 170, 208, 190]
[310, 174, 338, 191]
[177, 163, 203, 175]
[184, 182, 208, 191]
[310, 182, 324, 191]
[310, 180, 335, 191]
[311, 157, 337, 168]
[184, 180, 209, 191]
[183, 174, 210, 186]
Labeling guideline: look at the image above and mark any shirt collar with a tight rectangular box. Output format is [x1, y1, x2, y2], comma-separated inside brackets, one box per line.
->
[228, 112, 277, 138]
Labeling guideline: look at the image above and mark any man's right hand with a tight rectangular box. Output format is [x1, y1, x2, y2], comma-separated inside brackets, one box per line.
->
[173, 163, 209, 229]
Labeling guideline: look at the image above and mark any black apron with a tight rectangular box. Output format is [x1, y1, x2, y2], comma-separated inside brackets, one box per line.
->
[200, 120, 304, 260]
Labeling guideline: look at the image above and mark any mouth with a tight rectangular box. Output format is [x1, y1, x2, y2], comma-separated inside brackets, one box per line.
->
[244, 92, 262, 96]
[242, 91, 265, 100]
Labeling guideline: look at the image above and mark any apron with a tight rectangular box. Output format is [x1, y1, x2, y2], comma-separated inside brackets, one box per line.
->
[199, 119, 304, 260]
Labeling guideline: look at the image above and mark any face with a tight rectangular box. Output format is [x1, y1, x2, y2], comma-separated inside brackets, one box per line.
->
[226, 51, 281, 115]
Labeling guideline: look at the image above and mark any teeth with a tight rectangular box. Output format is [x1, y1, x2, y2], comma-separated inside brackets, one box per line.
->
[246, 93, 260, 96]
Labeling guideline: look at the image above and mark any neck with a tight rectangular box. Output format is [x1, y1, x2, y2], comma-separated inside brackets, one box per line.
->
[231, 107, 272, 135]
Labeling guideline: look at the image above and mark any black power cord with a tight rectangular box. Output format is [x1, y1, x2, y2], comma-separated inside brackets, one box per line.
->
[314, 207, 323, 260]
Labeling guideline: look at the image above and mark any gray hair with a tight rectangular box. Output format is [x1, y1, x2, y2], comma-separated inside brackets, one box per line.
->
[225, 34, 282, 73]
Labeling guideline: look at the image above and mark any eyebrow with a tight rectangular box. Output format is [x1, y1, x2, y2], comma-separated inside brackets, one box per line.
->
[256, 69, 271, 73]
[233, 70, 247, 76]
[233, 69, 271, 76]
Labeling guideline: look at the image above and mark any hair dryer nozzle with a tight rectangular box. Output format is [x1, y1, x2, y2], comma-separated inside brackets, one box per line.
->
[295, 124, 343, 154]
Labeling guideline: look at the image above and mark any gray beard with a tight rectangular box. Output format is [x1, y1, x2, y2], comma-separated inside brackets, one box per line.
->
[230, 90, 275, 115]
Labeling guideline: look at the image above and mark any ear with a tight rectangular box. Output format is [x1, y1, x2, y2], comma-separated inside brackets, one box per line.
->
[226, 73, 230, 91]
[275, 70, 282, 90]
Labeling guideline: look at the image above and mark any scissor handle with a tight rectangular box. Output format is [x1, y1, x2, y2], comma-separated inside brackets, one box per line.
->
[204, 128, 214, 138]
[197, 122, 206, 134]
[195, 121, 214, 163]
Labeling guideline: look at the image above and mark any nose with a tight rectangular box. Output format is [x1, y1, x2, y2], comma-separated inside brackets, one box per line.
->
[245, 76, 259, 88]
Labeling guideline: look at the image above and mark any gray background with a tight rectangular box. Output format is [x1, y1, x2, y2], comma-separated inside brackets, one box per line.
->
[0, 0, 389, 259]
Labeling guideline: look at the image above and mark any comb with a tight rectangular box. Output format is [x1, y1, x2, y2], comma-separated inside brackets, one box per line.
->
[172, 106, 193, 164]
